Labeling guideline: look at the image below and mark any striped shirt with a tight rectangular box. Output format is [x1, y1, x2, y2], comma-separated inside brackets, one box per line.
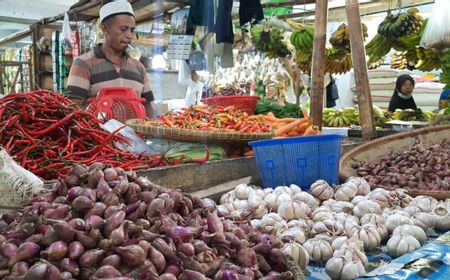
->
[66, 44, 153, 103]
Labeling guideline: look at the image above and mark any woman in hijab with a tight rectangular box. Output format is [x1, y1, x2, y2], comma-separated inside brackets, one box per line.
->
[388, 74, 417, 112]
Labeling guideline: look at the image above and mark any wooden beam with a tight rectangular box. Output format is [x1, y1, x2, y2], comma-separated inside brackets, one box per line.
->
[42, 0, 102, 24]
[346, 0, 375, 140]
[0, 29, 32, 47]
[310, 0, 328, 129]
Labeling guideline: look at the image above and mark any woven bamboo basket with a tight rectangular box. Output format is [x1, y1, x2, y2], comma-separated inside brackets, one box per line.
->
[126, 119, 273, 143]
[339, 125, 450, 199]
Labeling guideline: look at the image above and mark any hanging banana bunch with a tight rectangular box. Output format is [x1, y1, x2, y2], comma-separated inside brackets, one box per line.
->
[250, 21, 291, 59]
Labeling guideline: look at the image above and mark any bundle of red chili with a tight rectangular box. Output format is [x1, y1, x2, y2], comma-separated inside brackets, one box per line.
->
[0, 90, 168, 180]
[136, 105, 272, 133]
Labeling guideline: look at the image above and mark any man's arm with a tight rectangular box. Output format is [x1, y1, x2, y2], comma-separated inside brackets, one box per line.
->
[66, 58, 91, 106]
[141, 69, 155, 119]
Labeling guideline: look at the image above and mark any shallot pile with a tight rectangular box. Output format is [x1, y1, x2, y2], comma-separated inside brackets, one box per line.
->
[0, 163, 298, 280]
[352, 139, 450, 191]
[219, 178, 450, 280]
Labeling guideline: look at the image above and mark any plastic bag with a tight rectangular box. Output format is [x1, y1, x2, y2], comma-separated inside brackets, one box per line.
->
[0, 149, 45, 208]
[420, 0, 450, 49]
[61, 12, 72, 50]
[100, 119, 158, 156]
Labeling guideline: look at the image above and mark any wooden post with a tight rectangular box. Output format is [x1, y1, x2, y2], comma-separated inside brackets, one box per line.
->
[346, 0, 376, 140]
[310, 0, 328, 129]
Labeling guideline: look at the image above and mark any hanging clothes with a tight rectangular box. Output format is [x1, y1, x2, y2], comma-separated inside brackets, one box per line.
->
[239, 0, 264, 26]
[215, 0, 233, 44]
[186, 0, 215, 35]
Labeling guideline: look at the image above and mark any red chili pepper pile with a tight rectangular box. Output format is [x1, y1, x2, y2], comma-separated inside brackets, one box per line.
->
[138, 105, 272, 133]
[0, 90, 168, 179]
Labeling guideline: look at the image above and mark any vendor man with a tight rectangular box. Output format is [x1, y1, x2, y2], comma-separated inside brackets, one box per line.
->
[66, 0, 154, 117]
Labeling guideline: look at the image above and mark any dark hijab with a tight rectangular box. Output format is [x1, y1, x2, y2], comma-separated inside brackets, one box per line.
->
[388, 74, 417, 112]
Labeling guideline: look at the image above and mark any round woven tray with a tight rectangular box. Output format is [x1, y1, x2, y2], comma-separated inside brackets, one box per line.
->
[126, 119, 273, 143]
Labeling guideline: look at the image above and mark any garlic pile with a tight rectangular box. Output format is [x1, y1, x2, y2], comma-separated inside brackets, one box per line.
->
[219, 177, 450, 280]
[209, 54, 291, 87]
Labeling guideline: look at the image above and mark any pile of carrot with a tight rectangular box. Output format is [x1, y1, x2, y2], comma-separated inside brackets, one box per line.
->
[263, 110, 321, 138]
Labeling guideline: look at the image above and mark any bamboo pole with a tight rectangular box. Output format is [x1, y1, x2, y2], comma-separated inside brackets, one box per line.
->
[346, 0, 376, 140]
[310, 0, 328, 128]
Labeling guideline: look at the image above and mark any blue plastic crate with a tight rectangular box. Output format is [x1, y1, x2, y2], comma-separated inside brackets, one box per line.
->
[249, 134, 342, 189]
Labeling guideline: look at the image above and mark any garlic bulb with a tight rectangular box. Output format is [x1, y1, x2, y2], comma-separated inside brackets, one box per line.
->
[351, 195, 368, 206]
[311, 207, 334, 222]
[314, 233, 335, 244]
[382, 208, 410, 218]
[347, 177, 371, 196]
[234, 184, 253, 200]
[349, 224, 381, 251]
[310, 180, 335, 201]
[367, 189, 391, 208]
[410, 195, 438, 212]
[289, 184, 302, 195]
[261, 213, 287, 232]
[389, 189, 413, 207]
[323, 200, 354, 213]
[334, 182, 357, 202]
[385, 214, 413, 232]
[331, 236, 350, 251]
[312, 219, 345, 236]
[217, 205, 230, 216]
[412, 212, 435, 230]
[293, 191, 319, 210]
[220, 191, 235, 205]
[287, 219, 311, 236]
[371, 222, 389, 241]
[279, 227, 306, 244]
[250, 219, 262, 229]
[278, 201, 311, 220]
[334, 212, 360, 226]
[326, 256, 366, 280]
[247, 189, 266, 208]
[264, 191, 291, 211]
[343, 220, 360, 236]
[251, 204, 268, 219]
[282, 242, 309, 268]
[333, 244, 368, 267]
[303, 238, 333, 263]
[386, 234, 421, 257]
[353, 200, 382, 218]
[433, 206, 450, 231]
[393, 224, 427, 244]
[360, 213, 385, 225]
[232, 199, 248, 211]
[274, 186, 294, 196]
[403, 205, 422, 217]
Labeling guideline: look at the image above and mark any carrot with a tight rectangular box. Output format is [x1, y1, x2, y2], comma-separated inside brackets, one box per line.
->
[301, 108, 309, 119]
[274, 118, 308, 137]
[277, 118, 298, 123]
[295, 121, 311, 134]
[288, 131, 299, 136]
[267, 112, 276, 118]
[263, 115, 279, 122]
[244, 149, 254, 156]
[303, 125, 321, 136]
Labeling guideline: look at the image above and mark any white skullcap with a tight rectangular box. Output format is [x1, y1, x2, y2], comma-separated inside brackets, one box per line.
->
[99, 0, 134, 23]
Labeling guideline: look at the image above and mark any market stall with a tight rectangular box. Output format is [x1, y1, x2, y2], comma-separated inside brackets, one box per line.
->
[1, 0, 450, 279]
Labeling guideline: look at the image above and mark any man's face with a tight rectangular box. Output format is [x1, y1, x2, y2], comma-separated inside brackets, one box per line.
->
[102, 15, 136, 52]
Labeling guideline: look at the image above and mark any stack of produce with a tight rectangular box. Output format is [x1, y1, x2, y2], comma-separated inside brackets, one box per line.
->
[134, 105, 272, 134]
[367, 11, 440, 71]
[322, 107, 388, 128]
[250, 21, 291, 59]
[219, 178, 450, 280]
[390, 108, 435, 122]
[431, 106, 450, 125]
[390, 51, 408, 69]
[0, 91, 166, 180]
[0, 163, 299, 279]
[255, 98, 303, 119]
[291, 22, 367, 74]
[202, 85, 246, 98]
[352, 139, 450, 191]
[262, 110, 320, 138]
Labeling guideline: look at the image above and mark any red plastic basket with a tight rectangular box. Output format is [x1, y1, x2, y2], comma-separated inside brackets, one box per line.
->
[201, 95, 260, 115]
[86, 88, 146, 123]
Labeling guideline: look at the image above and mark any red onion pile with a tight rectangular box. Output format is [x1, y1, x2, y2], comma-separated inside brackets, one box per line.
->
[352, 140, 450, 191]
[0, 163, 297, 280]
